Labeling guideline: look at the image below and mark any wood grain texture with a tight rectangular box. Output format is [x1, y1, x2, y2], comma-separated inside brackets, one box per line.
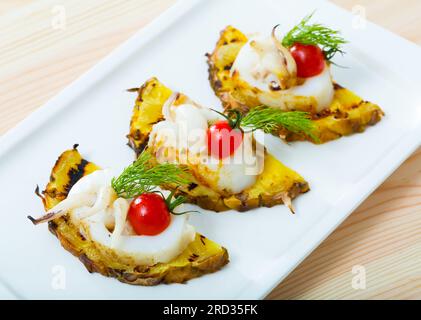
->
[0, 0, 420, 300]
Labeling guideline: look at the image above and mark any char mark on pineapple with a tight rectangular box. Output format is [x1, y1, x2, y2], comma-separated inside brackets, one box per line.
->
[65, 159, 89, 193]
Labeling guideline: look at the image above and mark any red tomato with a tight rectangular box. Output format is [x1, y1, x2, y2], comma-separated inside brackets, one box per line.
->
[207, 120, 243, 159]
[128, 193, 170, 236]
[289, 43, 325, 78]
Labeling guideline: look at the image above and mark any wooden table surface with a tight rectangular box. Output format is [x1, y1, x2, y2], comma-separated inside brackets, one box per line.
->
[1, 0, 420, 300]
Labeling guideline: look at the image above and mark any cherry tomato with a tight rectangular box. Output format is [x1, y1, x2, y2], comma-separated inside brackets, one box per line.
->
[128, 193, 170, 236]
[207, 120, 243, 159]
[289, 43, 325, 78]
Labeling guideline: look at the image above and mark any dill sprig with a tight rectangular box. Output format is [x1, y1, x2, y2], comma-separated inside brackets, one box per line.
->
[164, 189, 198, 215]
[241, 106, 318, 141]
[150, 189, 198, 215]
[111, 151, 191, 199]
[282, 13, 347, 60]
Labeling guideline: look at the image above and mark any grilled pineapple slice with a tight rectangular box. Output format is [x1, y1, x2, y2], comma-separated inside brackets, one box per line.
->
[128, 78, 309, 212]
[207, 26, 384, 144]
[39, 146, 228, 285]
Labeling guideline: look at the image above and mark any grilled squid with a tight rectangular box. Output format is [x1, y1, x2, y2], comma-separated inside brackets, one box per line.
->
[230, 28, 335, 112]
[29, 169, 195, 265]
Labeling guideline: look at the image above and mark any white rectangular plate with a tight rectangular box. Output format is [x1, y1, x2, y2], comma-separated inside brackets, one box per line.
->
[0, 0, 420, 299]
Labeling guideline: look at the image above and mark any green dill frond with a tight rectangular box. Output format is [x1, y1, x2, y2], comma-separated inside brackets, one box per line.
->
[282, 12, 347, 60]
[241, 106, 319, 142]
[111, 151, 191, 199]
